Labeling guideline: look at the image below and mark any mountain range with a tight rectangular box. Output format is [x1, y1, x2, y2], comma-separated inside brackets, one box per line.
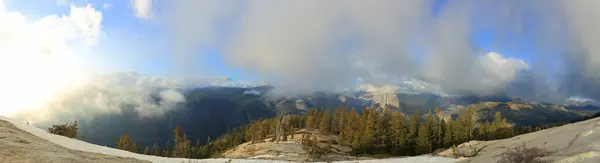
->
[26, 73, 600, 149]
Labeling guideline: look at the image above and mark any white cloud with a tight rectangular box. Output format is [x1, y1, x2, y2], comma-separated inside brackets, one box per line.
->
[477, 52, 529, 88]
[132, 0, 151, 19]
[0, 2, 103, 117]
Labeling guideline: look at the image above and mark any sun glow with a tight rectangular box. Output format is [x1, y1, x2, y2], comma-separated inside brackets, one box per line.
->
[0, 48, 89, 117]
[0, 3, 101, 118]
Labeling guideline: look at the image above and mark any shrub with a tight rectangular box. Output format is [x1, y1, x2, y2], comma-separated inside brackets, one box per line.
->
[47, 121, 78, 138]
[497, 144, 549, 163]
[302, 135, 329, 159]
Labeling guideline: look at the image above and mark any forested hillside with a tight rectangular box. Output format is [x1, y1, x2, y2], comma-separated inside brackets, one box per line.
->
[109, 107, 576, 159]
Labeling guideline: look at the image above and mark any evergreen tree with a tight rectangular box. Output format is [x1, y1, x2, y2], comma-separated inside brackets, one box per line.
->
[374, 110, 390, 153]
[308, 108, 318, 128]
[362, 108, 376, 153]
[502, 117, 514, 138]
[337, 108, 346, 145]
[331, 108, 341, 134]
[173, 125, 191, 158]
[455, 108, 475, 143]
[204, 136, 212, 157]
[439, 119, 447, 147]
[151, 143, 161, 156]
[351, 130, 361, 155]
[443, 119, 454, 147]
[319, 110, 331, 134]
[430, 111, 443, 150]
[163, 141, 170, 157]
[344, 108, 359, 146]
[416, 123, 431, 154]
[479, 122, 488, 140]
[116, 134, 137, 152]
[407, 110, 421, 155]
[143, 146, 150, 155]
[493, 112, 503, 139]
[388, 112, 407, 155]
[47, 121, 79, 138]
[464, 108, 475, 141]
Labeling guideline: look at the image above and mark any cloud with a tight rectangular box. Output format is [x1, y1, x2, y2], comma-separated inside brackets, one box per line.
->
[157, 0, 600, 102]
[166, 0, 430, 93]
[0, 2, 102, 116]
[131, 0, 152, 19]
[13, 72, 187, 124]
[10, 71, 265, 124]
[161, 0, 533, 95]
[478, 52, 529, 85]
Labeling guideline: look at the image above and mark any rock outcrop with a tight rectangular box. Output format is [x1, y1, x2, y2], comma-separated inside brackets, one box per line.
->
[438, 117, 600, 163]
[220, 129, 363, 162]
[0, 120, 148, 163]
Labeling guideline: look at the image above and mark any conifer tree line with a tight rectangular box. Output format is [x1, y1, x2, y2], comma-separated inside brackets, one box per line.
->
[113, 107, 572, 158]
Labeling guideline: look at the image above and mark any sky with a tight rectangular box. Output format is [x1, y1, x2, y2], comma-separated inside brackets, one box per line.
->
[4, 0, 600, 120]
[0, 0, 534, 82]
[1, 0, 254, 80]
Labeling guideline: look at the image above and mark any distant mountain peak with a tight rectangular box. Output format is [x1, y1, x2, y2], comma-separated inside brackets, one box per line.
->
[358, 77, 451, 97]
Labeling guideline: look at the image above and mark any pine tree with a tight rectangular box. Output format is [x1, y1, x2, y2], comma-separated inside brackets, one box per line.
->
[408, 110, 421, 155]
[143, 146, 150, 155]
[304, 113, 315, 143]
[204, 136, 212, 157]
[47, 121, 79, 138]
[464, 108, 475, 141]
[479, 122, 488, 140]
[430, 111, 443, 150]
[493, 112, 503, 139]
[193, 139, 201, 158]
[308, 108, 318, 128]
[151, 143, 161, 156]
[443, 119, 454, 147]
[116, 134, 137, 152]
[374, 110, 390, 153]
[440, 118, 447, 147]
[173, 125, 191, 158]
[416, 123, 431, 154]
[455, 108, 475, 143]
[319, 110, 331, 134]
[351, 130, 361, 155]
[388, 112, 407, 155]
[163, 141, 170, 157]
[332, 108, 341, 134]
[362, 108, 376, 153]
[337, 108, 346, 145]
[423, 111, 436, 153]
[344, 108, 359, 146]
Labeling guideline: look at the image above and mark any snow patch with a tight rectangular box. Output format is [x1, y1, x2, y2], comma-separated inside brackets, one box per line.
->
[244, 90, 262, 95]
